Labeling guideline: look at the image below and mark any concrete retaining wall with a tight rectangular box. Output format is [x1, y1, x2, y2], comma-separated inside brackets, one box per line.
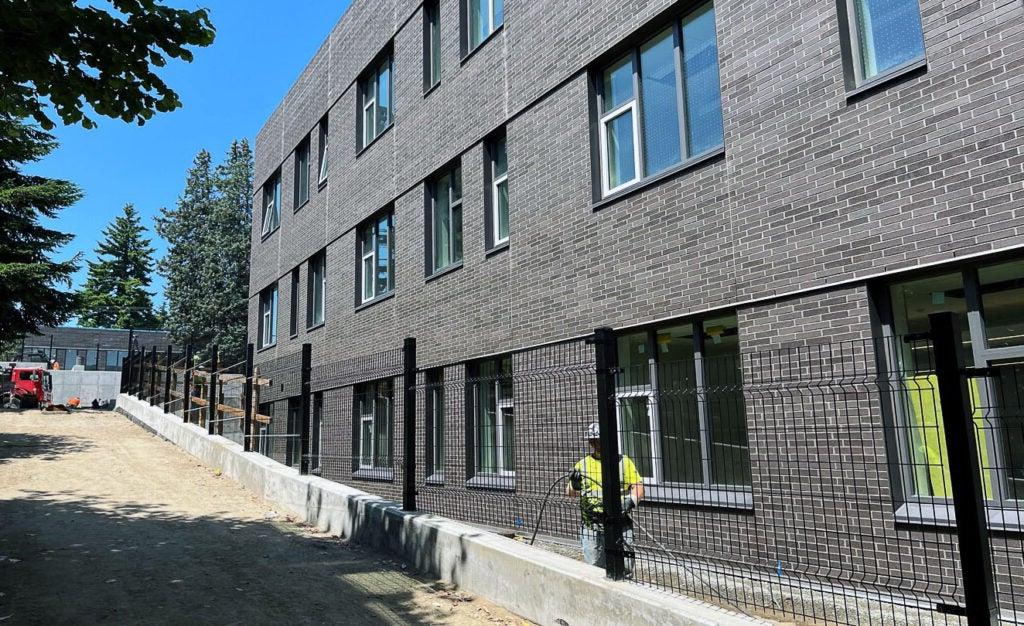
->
[116, 393, 768, 626]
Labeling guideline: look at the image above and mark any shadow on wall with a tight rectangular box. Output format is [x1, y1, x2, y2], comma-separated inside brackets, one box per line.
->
[0, 433, 93, 465]
[0, 490, 464, 625]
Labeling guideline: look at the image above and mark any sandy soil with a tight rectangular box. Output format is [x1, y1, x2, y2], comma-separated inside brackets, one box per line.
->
[0, 409, 530, 625]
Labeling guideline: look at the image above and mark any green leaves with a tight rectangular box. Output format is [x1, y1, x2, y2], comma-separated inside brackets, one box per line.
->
[0, 0, 216, 129]
[0, 117, 80, 345]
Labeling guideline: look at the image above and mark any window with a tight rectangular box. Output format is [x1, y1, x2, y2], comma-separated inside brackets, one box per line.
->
[359, 52, 393, 149]
[105, 350, 119, 370]
[307, 250, 326, 328]
[595, 2, 723, 197]
[311, 392, 323, 474]
[427, 165, 463, 275]
[843, 0, 925, 85]
[260, 171, 281, 236]
[289, 268, 299, 338]
[470, 356, 514, 481]
[424, 0, 441, 90]
[258, 284, 278, 349]
[317, 116, 329, 184]
[426, 369, 445, 481]
[487, 135, 508, 248]
[294, 137, 311, 208]
[877, 258, 1024, 511]
[464, 0, 503, 52]
[616, 315, 750, 503]
[355, 379, 393, 475]
[357, 210, 394, 305]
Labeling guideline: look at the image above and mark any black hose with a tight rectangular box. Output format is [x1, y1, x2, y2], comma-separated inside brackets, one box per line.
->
[528, 471, 572, 545]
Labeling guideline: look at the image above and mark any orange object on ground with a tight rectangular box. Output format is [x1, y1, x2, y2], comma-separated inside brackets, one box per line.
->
[67, 397, 81, 408]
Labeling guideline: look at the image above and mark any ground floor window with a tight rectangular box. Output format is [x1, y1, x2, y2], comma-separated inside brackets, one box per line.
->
[311, 392, 323, 474]
[616, 314, 750, 500]
[470, 355, 514, 479]
[426, 369, 444, 481]
[876, 256, 1024, 507]
[354, 379, 393, 473]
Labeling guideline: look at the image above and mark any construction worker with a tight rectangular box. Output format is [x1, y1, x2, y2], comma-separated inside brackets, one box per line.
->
[566, 422, 644, 576]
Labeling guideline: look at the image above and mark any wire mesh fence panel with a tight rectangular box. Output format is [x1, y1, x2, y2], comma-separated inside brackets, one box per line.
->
[309, 347, 405, 502]
[970, 361, 1024, 624]
[251, 351, 304, 468]
[182, 357, 214, 427]
[607, 334, 976, 625]
[413, 339, 596, 550]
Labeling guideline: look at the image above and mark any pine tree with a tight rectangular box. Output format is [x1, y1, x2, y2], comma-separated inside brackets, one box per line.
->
[156, 149, 216, 354]
[0, 116, 80, 346]
[209, 139, 253, 364]
[78, 204, 159, 329]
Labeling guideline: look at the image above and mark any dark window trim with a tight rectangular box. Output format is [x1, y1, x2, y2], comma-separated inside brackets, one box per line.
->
[306, 248, 327, 330]
[260, 169, 282, 241]
[424, 160, 464, 278]
[293, 136, 311, 212]
[425, 368, 444, 481]
[835, 0, 927, 92]
[464, 354, 515, 481]
[354, 290, 395, 313]
[289, 267, 300, 339]
[425, 260, 463, 283]
[845, 58, 928, 102]
[423, 0, 441, 93]
[354, 207, 396, 308]
[460, 24, 503, 65]
[355, 122, 394, 158]
[591, 147, 724, 212]
[484, 241, 509, 258]
[482, 129, 508, 251]
[356, 45, 395, 153]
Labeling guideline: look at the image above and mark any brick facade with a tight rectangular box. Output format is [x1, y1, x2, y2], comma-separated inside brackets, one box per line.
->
[249, 0, 1024, 618]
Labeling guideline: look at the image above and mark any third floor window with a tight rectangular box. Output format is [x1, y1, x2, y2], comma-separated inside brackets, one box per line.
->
[844, 0, 925, 86]
[427, 165, 463, 275]
[464, 0, 503, 53]
[359, 52, 393, 150]
[261, 170, 281, 237]
[596, 2, 723, 197]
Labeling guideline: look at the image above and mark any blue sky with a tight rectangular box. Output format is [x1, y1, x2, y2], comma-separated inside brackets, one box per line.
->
[27, 1, 351, 309]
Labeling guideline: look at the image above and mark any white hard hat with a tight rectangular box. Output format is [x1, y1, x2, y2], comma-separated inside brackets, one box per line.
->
[585, 422, 600, 440]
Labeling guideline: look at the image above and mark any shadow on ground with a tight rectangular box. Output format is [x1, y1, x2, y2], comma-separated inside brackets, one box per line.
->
[0, 490, 472, 625]
[0, 433, 92, 465]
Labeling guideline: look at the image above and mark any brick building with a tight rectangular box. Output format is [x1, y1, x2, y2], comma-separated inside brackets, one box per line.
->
[4, 326, 170, 371]
[249, 0, 1023, 620]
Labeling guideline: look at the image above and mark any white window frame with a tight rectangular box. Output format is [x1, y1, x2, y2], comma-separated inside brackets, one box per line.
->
[491, 138, 509, 246]
[494, 393, 515, 477]
[358, 213, 393, 305]
[431, 167, 463, 274]
[615, 367, 662, 485]
[362, 89, 376, 148]
[467, 0, 502, 50]
[259, 286, 278, 349]
[358, 396, 375, 470]
[598, 97, 642, 197]
[317, 119, 329, 184]
[260, 174, 280, 237]
[361, 232, 376, 304]
[474, 359, 515, 478]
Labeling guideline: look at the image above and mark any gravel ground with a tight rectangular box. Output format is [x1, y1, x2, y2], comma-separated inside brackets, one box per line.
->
[0, 409, 529, 625]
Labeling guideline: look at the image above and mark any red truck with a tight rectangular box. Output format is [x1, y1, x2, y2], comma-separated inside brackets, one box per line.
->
[0, 365, 52, 409]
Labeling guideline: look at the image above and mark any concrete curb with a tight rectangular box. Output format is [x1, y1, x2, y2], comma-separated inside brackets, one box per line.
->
[116, 393, 769, 626]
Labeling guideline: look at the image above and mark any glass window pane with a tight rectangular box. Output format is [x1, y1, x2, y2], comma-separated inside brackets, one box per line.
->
[703, 316, 749, 486]
[682, 3, 724, 156]
[434, 177, 451, 271]
[469, 0, 485, 48]
[478, 380, 497, 473]
[501, 406, 515, 471]
[361, 419, 373, 466]
[496, 180, 509, 241]
[494, 0, 503, 28]
[375, 383, 391, 467]
[979, 260, 1024, 350]
[854, 0, 925, 80]
[452, 198, 463, 263]
[429, 5, 441, 85]
[498, 356, 513, 401]
[602, 55, 635, 112]
[494, 138, 507, 177]
[640, 29, 682, 175]
[604, 109, 637, 190]
[890, 273, 969, 370]
[991, 363, 1024, 500]
[376, 216, 391, 294]
[376, 61, 391, 134]
[617, 332, 650, 388]
[655, 325, 701, 483]
[363, 255, 374, 301]
[619, 397, 653, 479]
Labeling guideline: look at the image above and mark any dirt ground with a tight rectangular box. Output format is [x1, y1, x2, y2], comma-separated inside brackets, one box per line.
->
[0, 409, 530, 625]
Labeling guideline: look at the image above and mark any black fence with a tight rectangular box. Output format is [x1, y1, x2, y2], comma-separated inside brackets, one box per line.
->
[119, 313, 1022, 625]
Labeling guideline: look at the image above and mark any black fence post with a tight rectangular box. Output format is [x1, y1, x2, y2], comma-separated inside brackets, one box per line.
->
[402, 337, 417, 511]
[120, 351, 130, 393]
[593, 327, 626, 580]
[182, 344, 194, 423]
[162, 345, 173, 413]
[243, 344, 254, 452]
[299, 343, 312, 475]
[207, 345, 218, 435]
[137, 347, 147, 399]
[929, 312, 999, 625]
[148, 346, 158, 406]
